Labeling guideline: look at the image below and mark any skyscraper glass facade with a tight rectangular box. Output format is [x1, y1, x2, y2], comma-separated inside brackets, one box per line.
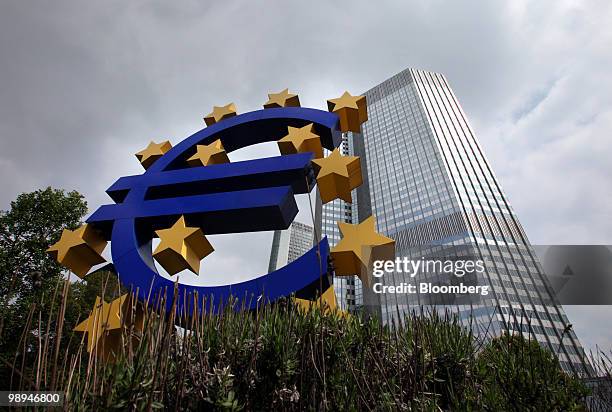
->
[328, 68, 589, 374]
[268, 221, 314, 272]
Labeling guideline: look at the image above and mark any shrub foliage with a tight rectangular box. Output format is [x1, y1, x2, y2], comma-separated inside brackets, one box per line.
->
[5, 285, 594, 411]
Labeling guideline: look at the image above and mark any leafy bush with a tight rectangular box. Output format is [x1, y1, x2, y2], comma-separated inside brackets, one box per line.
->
[4, 287, 595, 411]
[476, 333, 590, 411]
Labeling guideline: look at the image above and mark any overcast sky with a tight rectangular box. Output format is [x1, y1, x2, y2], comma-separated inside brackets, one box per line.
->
[1, 1, 610, 355]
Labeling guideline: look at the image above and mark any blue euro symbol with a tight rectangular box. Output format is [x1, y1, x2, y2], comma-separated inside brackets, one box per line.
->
[88, 107, 341, 313]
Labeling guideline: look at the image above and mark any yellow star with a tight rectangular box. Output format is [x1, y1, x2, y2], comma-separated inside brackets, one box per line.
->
[331, 216, 395, 287]
[264, 88, 301, 109]
[277, 123, 323, 159]
[187, 139, 230, 167]
[153, 216, 214, 275]
[135, 141, 172, 169]
[47, 224, 107, 278]
[294, 286, 343, 315]
[327, 91, 368, 133]
[74, 294, 127, 353]
[311, 148, 363, 203]
[74, 294, 144, 361]
[203, 103, 237, 126]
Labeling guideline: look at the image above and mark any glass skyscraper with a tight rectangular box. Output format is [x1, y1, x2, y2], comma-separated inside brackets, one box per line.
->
[268, 221, 315, 272]
[321, 68, 590, 374]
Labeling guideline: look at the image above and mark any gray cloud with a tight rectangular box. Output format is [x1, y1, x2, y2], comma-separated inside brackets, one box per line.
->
[1, 0, 611, 354]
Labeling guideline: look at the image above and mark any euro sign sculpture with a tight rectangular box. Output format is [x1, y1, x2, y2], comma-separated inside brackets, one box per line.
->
[87, 107, 343, 314]
[46, 89, 381, 322]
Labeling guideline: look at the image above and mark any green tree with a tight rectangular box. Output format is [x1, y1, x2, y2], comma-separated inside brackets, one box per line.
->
[0, 187, 87, 303]
[476, 333, 589, 411]
[0, 187, 88, 386]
